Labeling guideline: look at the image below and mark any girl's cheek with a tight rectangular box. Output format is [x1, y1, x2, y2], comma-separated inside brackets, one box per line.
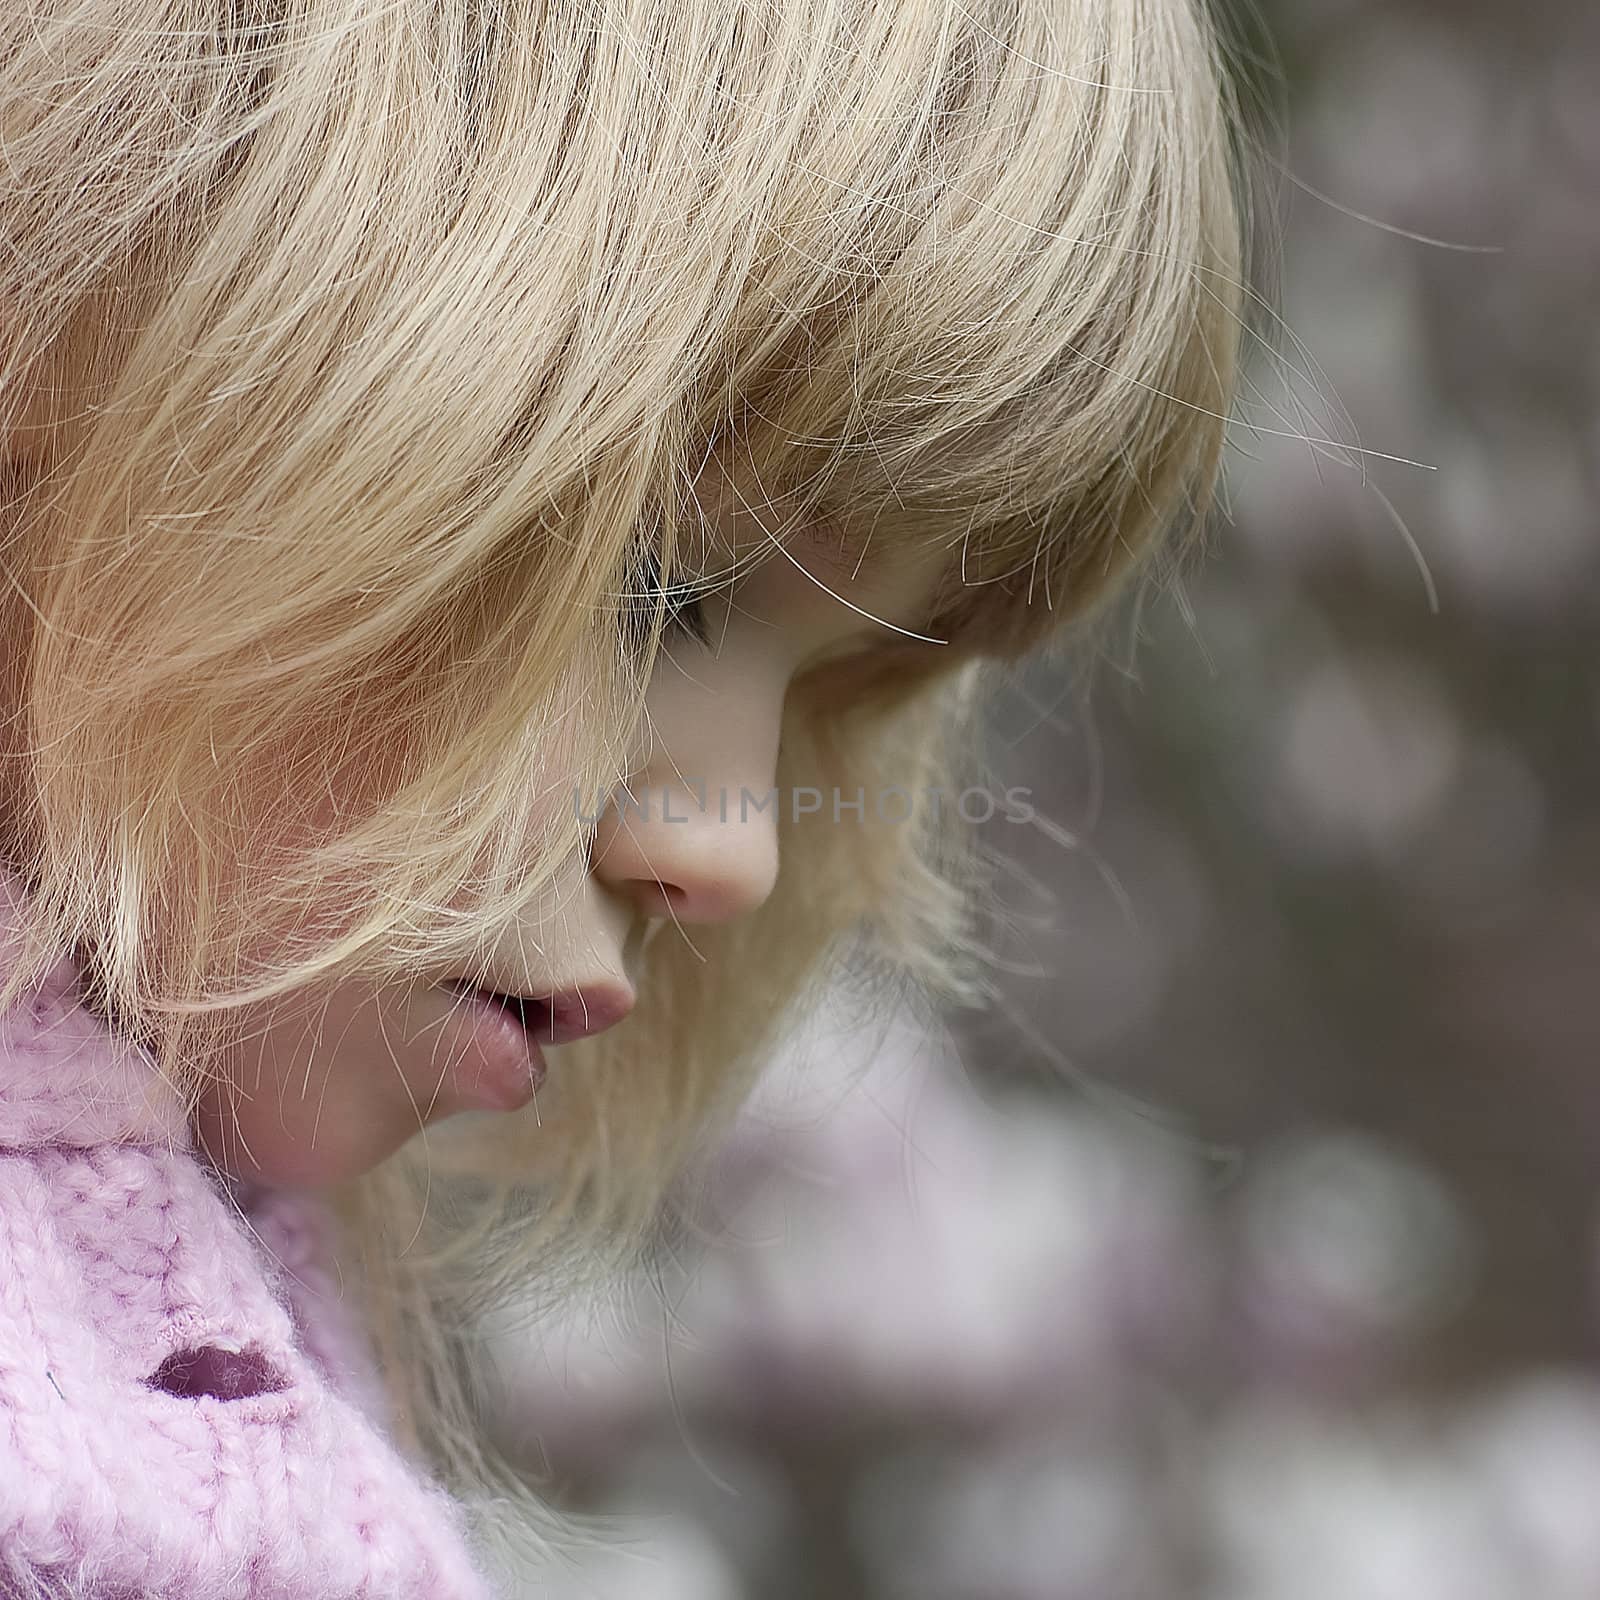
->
[245, 661, 607, 923]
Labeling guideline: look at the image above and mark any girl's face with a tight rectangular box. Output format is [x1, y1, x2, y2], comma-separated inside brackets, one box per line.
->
[192, 509, 946, 1187]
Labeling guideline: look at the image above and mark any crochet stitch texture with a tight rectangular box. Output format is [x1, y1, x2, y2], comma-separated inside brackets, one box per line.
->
[0, 870, 494, 1598]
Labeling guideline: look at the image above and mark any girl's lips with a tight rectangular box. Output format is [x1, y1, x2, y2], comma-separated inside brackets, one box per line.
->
[536, 984, 635, 1045]
[436, 986, 548, 1113]
[440, 978, 636, 1043]
[434, 978, 636, 1114]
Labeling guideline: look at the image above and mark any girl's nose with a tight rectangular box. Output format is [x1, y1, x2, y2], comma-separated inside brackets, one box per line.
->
[589, 781, 780, 924]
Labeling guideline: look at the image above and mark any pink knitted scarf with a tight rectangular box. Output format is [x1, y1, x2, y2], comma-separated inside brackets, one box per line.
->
[0, 870, 494, 1598]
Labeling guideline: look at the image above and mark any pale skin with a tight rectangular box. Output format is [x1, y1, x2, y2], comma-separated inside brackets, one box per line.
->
[180, 505, 949, 1186]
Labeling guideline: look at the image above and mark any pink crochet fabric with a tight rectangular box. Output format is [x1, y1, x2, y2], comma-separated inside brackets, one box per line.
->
[0, 871, 495, 1598]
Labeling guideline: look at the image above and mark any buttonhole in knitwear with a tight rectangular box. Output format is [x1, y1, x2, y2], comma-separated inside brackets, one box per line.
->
[145, 1342, 290, 1401]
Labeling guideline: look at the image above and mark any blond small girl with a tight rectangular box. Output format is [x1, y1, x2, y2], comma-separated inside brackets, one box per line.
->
[0, 0, 1249, 1592]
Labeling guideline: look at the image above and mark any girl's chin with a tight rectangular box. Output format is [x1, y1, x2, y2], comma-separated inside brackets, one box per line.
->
[191, 1085, 419, 1188]
[186, 978, 543, 1187]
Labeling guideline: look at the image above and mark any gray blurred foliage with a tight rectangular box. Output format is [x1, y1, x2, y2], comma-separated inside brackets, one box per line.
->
[477, 1, 1600, 1594]
[974, 0, 1599, 1380]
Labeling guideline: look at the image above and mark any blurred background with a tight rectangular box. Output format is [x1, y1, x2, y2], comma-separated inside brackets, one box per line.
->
[475, 1, 1600, 1593]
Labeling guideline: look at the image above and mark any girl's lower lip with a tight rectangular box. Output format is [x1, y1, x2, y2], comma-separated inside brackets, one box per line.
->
[437, 986, 547, 1112]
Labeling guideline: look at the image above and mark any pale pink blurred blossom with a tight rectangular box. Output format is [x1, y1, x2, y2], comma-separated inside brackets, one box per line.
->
[485, 1004, 1213, 1460]
[1232, 1131, 1475, 1391]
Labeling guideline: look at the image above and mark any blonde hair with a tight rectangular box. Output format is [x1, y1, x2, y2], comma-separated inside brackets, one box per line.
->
[0, 0, 1252, 1551]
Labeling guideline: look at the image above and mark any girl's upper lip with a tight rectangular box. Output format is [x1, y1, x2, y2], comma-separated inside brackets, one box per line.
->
[440, 977, 635, 1046]
[537, 983, 635, 1045]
